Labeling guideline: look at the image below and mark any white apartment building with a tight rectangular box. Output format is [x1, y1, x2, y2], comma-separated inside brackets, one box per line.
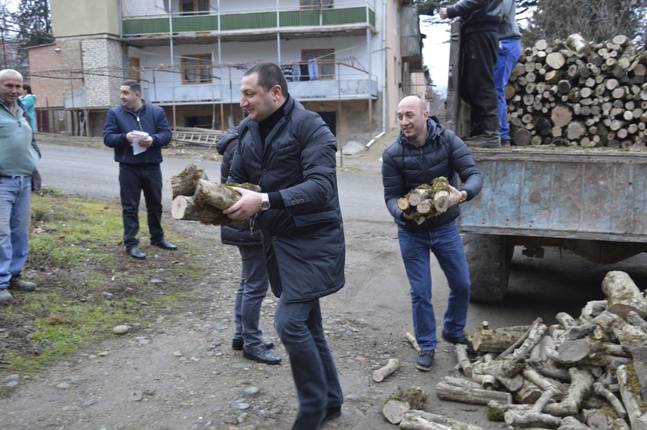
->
[31, 0, 426, 141]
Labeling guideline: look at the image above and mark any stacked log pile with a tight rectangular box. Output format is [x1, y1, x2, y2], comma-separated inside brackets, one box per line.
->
[433, 270, 647, 429]
[397, 177, 452, 225]
[170, 164, 258, 226]
[507, 34, 647, 148]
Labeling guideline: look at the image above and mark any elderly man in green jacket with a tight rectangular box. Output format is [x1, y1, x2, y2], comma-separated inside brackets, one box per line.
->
[0, 69, 40, 304]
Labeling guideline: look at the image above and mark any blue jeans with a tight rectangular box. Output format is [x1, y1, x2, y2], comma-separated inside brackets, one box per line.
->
[234, 245, 270, 349]
[275, 297, 343, 430]
[494, 38, 522, 141]
[0, 176, 32, 289]
[397, 222, 471, 352]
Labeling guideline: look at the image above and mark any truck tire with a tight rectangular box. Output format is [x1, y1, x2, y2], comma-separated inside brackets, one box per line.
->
[463, 233, 510, 303]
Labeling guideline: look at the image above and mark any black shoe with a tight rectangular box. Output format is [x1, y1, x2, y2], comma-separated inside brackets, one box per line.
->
[502, 139, 511, 147]
[9, 277, 37, 292]
[442, 332, 475, 355]
[127, 246, 147, 260]
[243, 345, 281, 365]
[464, 132, 502, 148]
[232, 337, 274, 351]
[321, 405, 342, 426]
[151, 239, 177, 251]
[415, 350, 435, 372]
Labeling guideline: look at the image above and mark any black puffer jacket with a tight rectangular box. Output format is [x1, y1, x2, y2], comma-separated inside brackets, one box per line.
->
[382, 117, 483, 232]
[216, 127, 262, 247]
[446, 0, 506, 34]
[228, 96, 344, 303]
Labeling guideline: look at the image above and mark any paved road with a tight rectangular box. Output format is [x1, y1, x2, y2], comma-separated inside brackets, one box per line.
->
[38, 143, 391, 225]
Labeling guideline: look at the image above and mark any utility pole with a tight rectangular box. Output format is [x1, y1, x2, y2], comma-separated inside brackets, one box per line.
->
[168, 2, 177, 130]
[1, 10, 7, 69]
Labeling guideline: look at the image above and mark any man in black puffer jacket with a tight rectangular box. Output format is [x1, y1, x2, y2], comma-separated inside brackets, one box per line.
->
[382, 96, 482, 372]
[440, 0, 506, 147]
[223, 63, 344, 430]
[216, 126, 280, 365]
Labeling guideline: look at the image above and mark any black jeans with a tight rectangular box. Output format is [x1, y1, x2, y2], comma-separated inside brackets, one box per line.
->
[119, 163, 164, 249]
[460, 29, 499, 135]
[275, 297, 343, 430]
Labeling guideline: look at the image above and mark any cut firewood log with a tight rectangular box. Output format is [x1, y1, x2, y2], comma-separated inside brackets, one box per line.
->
[617, 365, 647, 429]
[472, 325, 530, 353]
[507, 318, 548, 362]
[626, 311, 647, 333]
[399, 410, 483, 430]
[169, 164, 209, 199]
[487, 400, 528, 422]
[583, 409, 630, 430]
[171, 195, 231, 226]
[592, 382, 626, 419]
[544, 368, 594, 417]
[547, 52, 566, 70]
[523, 368, 566, 397]
[436, 381, 512, 405]
[515, 379, 544, 404]
[555, 338, 591, 364]
[432, 191, 450, 214]
[602, 271, 647, 318]
[558, 416, 592, 430]
[194, 179, 241, 210]
[499, 318, 542, 359]
[455, 344, 473, 377]
[504, 389, 562, 428]
[372, 358, 400, 382]
[551, 105, 573, 128]
[400, 178, 452, 225]
[405, 332, 421, 352]
[383, 399, 410, 425]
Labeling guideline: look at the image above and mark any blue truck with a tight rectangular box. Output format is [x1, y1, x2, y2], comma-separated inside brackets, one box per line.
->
[445, 22, 647, 302]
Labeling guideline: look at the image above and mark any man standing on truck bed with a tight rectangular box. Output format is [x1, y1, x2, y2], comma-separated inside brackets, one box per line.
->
[382, 96, 483, 371]
[439, 0, 507, 148]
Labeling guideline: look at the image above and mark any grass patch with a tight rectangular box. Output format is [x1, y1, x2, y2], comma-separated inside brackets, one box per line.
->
[0, 189, 210, 384]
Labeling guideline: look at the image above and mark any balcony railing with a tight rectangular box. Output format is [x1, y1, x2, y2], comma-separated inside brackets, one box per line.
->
[145, 79, 378, 105]
[122, 4, 376, 38]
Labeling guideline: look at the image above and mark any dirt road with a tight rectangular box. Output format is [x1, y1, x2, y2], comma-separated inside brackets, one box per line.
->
[2, 139, 647, 429]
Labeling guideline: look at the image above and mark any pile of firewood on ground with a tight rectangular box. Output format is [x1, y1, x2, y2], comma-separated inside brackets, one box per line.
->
[170, 164, 257, 226]
[397, 177, 452, 225]
[506, 34, 646, 148]
[375, 270, 647, 429]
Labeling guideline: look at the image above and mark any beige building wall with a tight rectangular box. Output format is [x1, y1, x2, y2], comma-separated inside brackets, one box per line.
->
[51, 0, 121, 38]
[384, 0, 403, 129]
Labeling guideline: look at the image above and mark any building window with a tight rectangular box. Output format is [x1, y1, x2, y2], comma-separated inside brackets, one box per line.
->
[181, 54, 212, 84]
[180, 0, 209, 15]
[301, 49, 335, 80]
[300, 0, 334, 9]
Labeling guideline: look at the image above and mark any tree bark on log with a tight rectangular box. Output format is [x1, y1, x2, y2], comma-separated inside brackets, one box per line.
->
[504, 389, 562, 428]
[592, 382, 626, 419]
[455, 344, 473, 377]
[436, 382, 512, 405]
[472, 325, 530, 353]
[170, 164, 209, 199]
[171, 195, 231, 226]
[602, 271, 647, 318]
[617, 364, 647, 429]
[194, 179, 240, 210]
[399, 410, 483, 430]
[544, 368, 594, 417]
[557, 416, 593, 430]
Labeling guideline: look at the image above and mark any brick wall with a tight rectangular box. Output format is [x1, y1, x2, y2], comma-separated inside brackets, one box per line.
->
[82, 36, 124, 108]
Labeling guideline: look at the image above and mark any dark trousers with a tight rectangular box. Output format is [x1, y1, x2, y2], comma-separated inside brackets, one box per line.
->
[234, 245, 270, 349]
[275, 297, 343, 430]
[119, 163, 164, 249]
[460, 29, 500, 135]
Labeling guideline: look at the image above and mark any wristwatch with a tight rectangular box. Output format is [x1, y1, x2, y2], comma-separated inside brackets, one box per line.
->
[260, 193, 271, 211]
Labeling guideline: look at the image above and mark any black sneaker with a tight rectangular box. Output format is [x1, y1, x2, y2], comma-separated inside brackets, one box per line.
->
[464, 132, 502, 148]
[442, 332, 475, 355]
[415, 350, 435, 372]
[321, 405, 342, 425]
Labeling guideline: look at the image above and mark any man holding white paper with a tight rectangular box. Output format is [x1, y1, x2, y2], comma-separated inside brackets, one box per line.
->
[103, 80, 177, 260]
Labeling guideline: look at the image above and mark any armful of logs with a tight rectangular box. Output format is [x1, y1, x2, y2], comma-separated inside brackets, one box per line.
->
[170, 164, 260, 226]
[397, 177, 452, 225]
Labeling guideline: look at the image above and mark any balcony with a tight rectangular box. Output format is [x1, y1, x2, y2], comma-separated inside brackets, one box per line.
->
[122, 3, 376, 44]
[146, 79, 378, 105]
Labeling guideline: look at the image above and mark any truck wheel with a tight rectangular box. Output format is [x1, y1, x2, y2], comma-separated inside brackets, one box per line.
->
[463, 234, 510, 303]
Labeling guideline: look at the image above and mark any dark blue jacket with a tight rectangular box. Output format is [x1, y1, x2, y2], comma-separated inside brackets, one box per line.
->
[446, 0, 506, 34]
[217, 126, 262, 247]
[228, 96, 345, 303]
[103, 102, 172, 165]
[382, 117, 483, 232]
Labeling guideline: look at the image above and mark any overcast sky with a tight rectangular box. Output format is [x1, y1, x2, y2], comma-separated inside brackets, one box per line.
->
[421, 17, 451, 97]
